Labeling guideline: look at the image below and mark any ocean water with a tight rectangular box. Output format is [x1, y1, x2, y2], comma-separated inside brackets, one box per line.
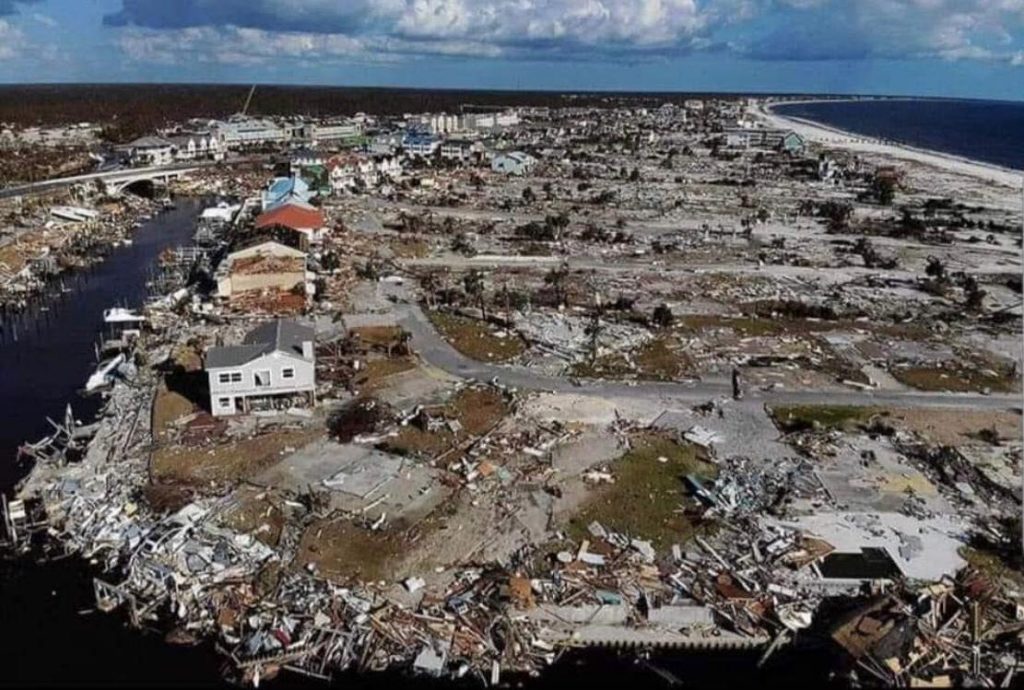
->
[774, 98, 1024, 171]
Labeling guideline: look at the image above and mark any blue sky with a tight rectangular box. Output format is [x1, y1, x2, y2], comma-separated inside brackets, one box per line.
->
[0, 0, 1022, 100]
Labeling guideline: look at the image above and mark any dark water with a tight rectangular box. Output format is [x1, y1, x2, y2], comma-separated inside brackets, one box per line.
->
[0, 200, 223, 685]
[774, 99, 1024, 171]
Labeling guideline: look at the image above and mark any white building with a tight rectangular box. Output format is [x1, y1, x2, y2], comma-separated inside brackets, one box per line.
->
[368, 133, 402, 155]
[440, 138, 484, 162]
[206, 319, 316, 416]
[491, 151, 536, 176]
[291, 147, 327, 168]
[328, 153, 402, 193]
[308, 120, 362, 145]
[168, 133, 222, 161]
[214, 117, 289, 149]
[402, 132, 440, 157]
[127, 136, 176, 166]
[463, 111, 520, 130]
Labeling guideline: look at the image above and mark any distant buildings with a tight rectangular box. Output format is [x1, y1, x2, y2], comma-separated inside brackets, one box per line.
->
[402, 132, 441, 157]
[439, 138, 484, 162]
[291, 147, 327, 168]
[407, 110, 520, 135]
[167, 132, 223, 161]
[205, 319, 316, 416]
[305, 120, 363, 146]
[126, 136, 176, 166]
[214, 117, 289, 148]
[491, 151, 537, 176]
[327, 152, 402, 193]
[723, 128, 806, 155]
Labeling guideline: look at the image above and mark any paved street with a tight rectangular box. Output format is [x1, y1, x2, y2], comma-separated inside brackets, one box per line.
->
[395, 301, 1022, 411]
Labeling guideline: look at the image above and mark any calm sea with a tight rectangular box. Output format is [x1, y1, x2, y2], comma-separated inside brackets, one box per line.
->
[774, 98, 1024, 171]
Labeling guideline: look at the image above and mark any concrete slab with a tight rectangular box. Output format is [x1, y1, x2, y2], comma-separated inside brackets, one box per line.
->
[768, 511, 967, 580]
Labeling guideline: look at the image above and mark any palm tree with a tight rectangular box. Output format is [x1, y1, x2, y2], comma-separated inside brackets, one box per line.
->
[421, 271, 440, 308]
[544, 262, 570, 308]
[463, 269, 487, 320]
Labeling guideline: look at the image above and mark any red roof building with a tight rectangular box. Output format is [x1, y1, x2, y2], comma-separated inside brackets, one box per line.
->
[253, 202, 327, 249]
[255, 203, 325, 232]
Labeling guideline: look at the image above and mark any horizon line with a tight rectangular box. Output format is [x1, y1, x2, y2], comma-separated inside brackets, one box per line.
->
[0, 82, 1021, 105]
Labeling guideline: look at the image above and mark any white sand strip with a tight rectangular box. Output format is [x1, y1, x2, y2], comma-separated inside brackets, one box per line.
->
[758, 101, 1024, 189]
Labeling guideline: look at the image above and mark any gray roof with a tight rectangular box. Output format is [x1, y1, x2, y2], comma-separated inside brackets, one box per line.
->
[129, 135, 173, 149]
[206, 319, 314, 369]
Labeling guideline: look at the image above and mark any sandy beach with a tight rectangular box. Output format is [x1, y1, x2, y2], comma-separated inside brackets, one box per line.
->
[759, 101, 1024, 190]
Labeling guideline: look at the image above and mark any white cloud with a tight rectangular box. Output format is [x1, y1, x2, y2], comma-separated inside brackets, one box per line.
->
[107, 0, 1024, 66]
[30, 12, 55, 27]
[0, 18, 26, 59]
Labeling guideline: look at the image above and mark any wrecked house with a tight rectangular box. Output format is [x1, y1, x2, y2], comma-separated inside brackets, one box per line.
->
[215, 241, 309, 300]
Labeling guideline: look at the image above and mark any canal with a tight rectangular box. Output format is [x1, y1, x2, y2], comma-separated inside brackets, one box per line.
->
[0, 198, 229, 684]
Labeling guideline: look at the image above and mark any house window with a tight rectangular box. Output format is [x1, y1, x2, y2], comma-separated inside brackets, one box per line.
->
[230, 372, 242, 383]
[218, 372, 242, 384]
[254, 370, 271, 387]
[218, 373, 230, 384]
[282, 368, 295, 379]
[218, 397, 232, 409]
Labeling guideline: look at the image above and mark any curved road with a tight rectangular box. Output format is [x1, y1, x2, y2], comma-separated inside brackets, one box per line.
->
[395, 302, 1021, 411]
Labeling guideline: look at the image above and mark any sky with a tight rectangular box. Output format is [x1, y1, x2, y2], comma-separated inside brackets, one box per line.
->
[0, 0, 1022, 100]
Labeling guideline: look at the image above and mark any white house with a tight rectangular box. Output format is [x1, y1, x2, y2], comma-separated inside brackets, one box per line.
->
[491, 151, 536, 176]
[128, 136, 175, 166]
[205, 319, 316, 416]
[168, 133, 223, 161]
[328, 153, 402, 193]
[440, 138, 483, 162]
[402, 132, 440, 157]
[368, 133, 402, 156]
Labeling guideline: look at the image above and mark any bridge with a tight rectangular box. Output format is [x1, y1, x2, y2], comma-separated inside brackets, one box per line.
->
[0, 160, 220, 200]
[98, 166, 199, 196]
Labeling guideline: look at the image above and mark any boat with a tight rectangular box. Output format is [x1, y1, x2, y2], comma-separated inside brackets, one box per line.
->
[85, 353, 126, 393]
[103, 307, 146, 324]
[50, 206, 99, 223]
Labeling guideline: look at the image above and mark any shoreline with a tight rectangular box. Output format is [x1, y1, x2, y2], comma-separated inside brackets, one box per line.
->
[760, 101, 1024, 188]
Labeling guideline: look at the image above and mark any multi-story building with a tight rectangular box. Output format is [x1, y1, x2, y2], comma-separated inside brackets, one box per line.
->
[214, 117, 289, 149]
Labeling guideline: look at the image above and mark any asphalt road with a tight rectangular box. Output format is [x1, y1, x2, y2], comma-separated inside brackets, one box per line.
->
[395, 301, 1022, 411]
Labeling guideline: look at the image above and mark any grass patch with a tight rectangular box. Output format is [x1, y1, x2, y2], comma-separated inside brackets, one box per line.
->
[891, 364, 1017, 393]
[771, 405, 880, 433]
[960, 546, 1024, 590]
[293, 518, 405, 583]
[350, 326, 406, 350]
[677, 313, 927, 341]
[571, 335, 694, 381]
[566, 432, 718, 552]
[354, 357, 417, 391]
[151, 386, 196, 440]
[151, 425, 324, 488]
[382, 387, 507, 458]
[390, 238, 430, 259]
[428, 310, 526, 363]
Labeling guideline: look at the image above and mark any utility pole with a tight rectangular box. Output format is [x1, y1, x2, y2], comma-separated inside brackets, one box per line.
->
[1020, 175, 1023, 558]
[241, 84, 256, 117]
